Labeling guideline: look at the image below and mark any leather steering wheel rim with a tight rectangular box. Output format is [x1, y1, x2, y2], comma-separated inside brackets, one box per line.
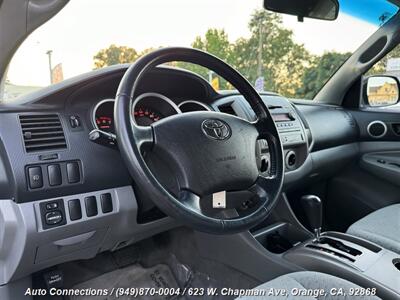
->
[114, 47, 284, 234]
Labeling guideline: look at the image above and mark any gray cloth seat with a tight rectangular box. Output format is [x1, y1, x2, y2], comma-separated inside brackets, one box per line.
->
[237, 271, 380, 299]
[347, 203, 400, 254]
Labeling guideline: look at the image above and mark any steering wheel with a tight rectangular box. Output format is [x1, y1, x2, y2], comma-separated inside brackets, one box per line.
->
[114, 47, 284, 234]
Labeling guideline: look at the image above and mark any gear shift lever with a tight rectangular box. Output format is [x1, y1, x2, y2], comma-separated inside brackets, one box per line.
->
[301, 195, 322, 243]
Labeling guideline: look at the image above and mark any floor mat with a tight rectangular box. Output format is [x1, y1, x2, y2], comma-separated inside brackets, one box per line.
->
[69, 255, 227, 300]
[70, 263, 179, 300]
[60, 229, 257, 300]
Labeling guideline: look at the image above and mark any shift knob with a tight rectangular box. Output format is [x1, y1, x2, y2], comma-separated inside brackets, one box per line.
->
[301, 195, 322, 242]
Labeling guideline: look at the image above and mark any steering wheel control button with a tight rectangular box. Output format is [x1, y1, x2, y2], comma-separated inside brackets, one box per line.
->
[201, 119, 231, 140]
[27, 166, 43, 189]
[66, 161, 80, 183]
[85, 196, 98, 217]
[48, 164, 62, 186]
[45, 211, 63, 225]
[68, 199, 82, 221]
[100, 193, 113, 213]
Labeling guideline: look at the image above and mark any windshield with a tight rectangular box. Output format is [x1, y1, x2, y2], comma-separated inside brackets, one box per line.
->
[3, 0, 398, 101]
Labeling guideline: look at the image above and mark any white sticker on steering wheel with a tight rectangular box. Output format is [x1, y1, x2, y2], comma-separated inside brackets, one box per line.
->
[212, 191, 226, 208]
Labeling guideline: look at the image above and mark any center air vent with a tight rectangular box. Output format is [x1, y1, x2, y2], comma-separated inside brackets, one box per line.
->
[19, 114, 67, 153]
[218, 104, 236, 116]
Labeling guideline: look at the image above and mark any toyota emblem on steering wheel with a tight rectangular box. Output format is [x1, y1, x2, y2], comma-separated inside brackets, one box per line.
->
[201, 119, 231, 140]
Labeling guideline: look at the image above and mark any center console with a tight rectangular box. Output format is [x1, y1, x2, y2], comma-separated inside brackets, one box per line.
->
[285, 232, 400, 298]
[252, 194, 400, 299]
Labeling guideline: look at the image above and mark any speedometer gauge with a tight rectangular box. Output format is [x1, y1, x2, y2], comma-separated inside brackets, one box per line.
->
[132, 92, 181, 126]
[133, 107, 163, 126]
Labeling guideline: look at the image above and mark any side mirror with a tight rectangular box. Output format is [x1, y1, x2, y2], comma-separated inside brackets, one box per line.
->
[366, 76, 400, 107]
[264, 0, 339, 22]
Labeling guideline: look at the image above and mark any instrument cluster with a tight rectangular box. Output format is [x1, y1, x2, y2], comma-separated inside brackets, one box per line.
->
[92, 93, 211, 134]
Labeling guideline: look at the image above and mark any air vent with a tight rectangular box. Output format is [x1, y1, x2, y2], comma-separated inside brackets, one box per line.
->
[19, 114, 67, 153]
[367, 121, 387, 139]
[218, 104, 236, 116]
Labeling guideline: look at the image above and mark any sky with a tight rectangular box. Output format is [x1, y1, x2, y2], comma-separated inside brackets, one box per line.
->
[6, 0, 383, 87]
[340, 0, 398, 24]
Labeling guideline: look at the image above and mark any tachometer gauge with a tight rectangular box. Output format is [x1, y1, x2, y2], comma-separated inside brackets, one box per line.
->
[96, 116, 113, 130]
[92, 99, 115, 133]
[133, 107, 163, 126]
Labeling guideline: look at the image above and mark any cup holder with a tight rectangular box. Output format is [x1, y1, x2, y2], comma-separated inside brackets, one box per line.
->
[393, 258, 400, 271]
[254, 222, 311, 254]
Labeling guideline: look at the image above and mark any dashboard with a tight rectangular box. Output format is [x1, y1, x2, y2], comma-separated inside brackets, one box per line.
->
[0, 64, 363, 207]
[0, 65, 359, 205]
[0, 65, 360, 285]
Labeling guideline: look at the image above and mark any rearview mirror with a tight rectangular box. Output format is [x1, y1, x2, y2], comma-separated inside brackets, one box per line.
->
[366, 76, 400, 107]
[264, 0, 339, 22]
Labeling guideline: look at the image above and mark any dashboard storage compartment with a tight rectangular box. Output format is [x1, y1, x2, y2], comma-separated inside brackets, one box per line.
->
[254, 222, 310, 254]
[35, 228, 108, 264]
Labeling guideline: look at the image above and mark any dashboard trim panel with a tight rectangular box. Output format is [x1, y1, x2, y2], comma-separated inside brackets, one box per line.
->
[178, 100, 212, 112]
[0, 186, 177, 285]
